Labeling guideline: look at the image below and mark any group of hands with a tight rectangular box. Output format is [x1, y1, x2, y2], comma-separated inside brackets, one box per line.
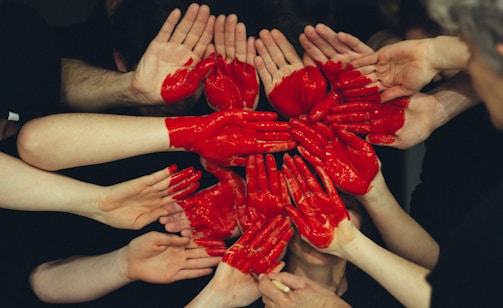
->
[94, 2, 453, 307]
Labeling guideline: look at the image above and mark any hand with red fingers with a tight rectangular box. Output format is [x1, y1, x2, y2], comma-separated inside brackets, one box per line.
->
[238, 154, 291, 232]
[281, 153, 350, 249]
[322, 97, 409, 143]
[254, 29, 327, 119]
[131, 3, 216, 105]
[165, 109, 296, 166]
[98, 164, 201, 230]
[290, 116, 378, 195]
[300, 24, 380, 122]
[159, 159, 245, 240]
[204, 14, 259, 111]
[186, 215, 293, 308]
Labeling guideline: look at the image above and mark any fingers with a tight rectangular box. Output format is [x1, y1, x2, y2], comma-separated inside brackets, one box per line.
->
[153, 8, 182, 43]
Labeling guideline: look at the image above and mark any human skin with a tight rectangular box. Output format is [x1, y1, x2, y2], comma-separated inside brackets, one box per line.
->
[17, 110, 296, 170]
[204, 14, 259, 111]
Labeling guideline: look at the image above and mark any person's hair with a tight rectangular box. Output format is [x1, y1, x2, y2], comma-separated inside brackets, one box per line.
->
[427, 0, 503, 75]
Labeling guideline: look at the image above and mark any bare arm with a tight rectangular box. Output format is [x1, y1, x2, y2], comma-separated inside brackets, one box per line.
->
[357, 167, 439, 269]
[30, 232, 225, 303]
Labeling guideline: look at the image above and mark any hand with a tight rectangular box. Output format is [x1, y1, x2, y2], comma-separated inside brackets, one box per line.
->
[165, 109, 296, 166]
[323, 97, 408, 145]
[186, 215, 293, 308]
[300, 25, 374, 71]
[131, 3, 216, 105]
[118, 231, 227, 284]
[238, 154, 291, 232]
[159, 159, 245, 240]
[255, 29, 327, 119]
[258, 272, 351, 308]
[300, 25, 380, 122]
[350, 39, 441, 102]
[204, 14, 259, 111]
[281, 153, 350, 249]
[96, 165, 201, 229]
[290, 116, 378, 195]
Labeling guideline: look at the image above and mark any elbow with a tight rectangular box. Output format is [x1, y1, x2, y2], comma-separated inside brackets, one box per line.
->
[17, 118, 60, 171]
[29, 264, 57, 303]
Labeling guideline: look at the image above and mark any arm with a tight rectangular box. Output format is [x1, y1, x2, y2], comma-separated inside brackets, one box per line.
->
[0, 152, 200, 229]
[356, 166, 439, 269]
[281, 154, 432, 307]
[30, 232, 226, 304]
[17, 110, 295, 170]
[60, 4, 215, 111]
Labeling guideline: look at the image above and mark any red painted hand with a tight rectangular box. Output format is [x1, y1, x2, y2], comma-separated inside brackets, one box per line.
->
[222, 215, 294, 275]
[160, 159, 245, 240]
[267, 66, 328, 119]
[238, 154, 290, 232]
[323, 97, 408, 139]
[281, 153, 350, 249]
[165, 109, 296, 166]
[160, 57, 216, 103]
[204, 54, 259, 111]
[290, 116, 378, 195]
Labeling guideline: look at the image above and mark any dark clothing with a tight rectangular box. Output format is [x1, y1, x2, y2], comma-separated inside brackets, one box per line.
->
[0, 3, 62, 124]
[428, 183, 503, 307]
[410, 105, 503, 246]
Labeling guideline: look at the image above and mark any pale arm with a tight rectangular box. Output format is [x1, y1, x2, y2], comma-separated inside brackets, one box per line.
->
[0, 152, 200, 229]
[17, 113, 170, 170]
[356, 168, 439, 269]
[30, 232, 225, 304]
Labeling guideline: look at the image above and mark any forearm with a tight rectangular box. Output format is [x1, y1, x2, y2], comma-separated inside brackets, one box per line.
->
[426, 36, 470, 72]
[30, 250, 131, 303]
[357, 177, 439, 269]
[0, 152, 101, 215]
[17, 113, 170, 170]
[60, 59, 141, 111]
[336, 228, 432, 308]
[428, 72, 481, 129]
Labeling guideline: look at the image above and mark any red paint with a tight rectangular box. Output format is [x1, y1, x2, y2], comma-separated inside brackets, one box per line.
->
[325, 97, 408, 135]
[160, 57, 216, 103]
[165, 109, 296, 167]
[290, 118, 378, 195]
[238, 154, 290, 231]
[222, 215, 293, 274]
[177, 161, 245, 239]
[204, 54, 259, 110]
[268, 65, 327, 119]
[193, 238, 227, 256]
[282, 153, 350, 249]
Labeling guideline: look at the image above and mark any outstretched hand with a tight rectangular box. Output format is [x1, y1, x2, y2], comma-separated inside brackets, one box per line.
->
[131, 3, 216, 105]
[118, 231, 226, 284]
[165, 109, 296, 166]
[238, 154, 290, 232]
[96, 164, 201, 229]
[281, 153, 350, 249]
[186, 215, 293, 308]
[350, 38, 440, 102]
[159, 159, 244, 240]
[290, 116, 378, 195]
[255, 29, 327, 119]
[204, 14, 259, 111]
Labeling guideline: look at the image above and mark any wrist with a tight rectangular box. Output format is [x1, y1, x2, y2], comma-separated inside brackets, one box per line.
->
[428, 36, 470, 72]
[186, 280, 231, 308]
